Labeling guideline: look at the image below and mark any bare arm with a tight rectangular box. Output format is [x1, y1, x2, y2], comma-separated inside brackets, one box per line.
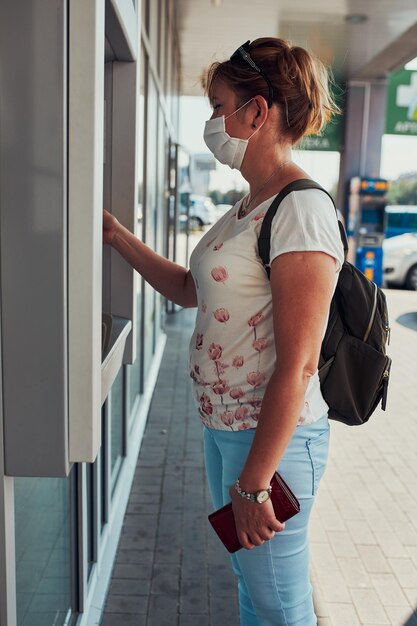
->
[231, 250, 337, 548]
[103, 210, 197, 308]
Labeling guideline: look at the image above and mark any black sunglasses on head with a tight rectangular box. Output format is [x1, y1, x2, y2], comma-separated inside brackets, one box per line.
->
[230, 41, 274, 108]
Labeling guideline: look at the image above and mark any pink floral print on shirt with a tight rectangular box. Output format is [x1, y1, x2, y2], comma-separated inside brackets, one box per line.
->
[216, 362, 229, 376]
[211, 266, 228, 283]
[248, 311, 264, 327]
[252, 212, 265, 221]
[235, 406, 249, 420]
[211, 380, 230, 395]
[247, 371, 266, 388]
[229, 387, 245, 400]
[220, 410, 234, 428]
[213, 308, 230, 323]
[252, 338, 268, 352]
[232, 355, 244, 368]
[199, 393, 213, 416]
[208, 343, 222, 361]
[195, 333, 203, 350]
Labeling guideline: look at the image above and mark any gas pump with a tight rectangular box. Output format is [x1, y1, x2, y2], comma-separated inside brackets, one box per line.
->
[348, 177, 388, 286]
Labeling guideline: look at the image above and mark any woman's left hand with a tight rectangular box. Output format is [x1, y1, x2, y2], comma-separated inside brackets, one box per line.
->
[230, 486, 286, 550]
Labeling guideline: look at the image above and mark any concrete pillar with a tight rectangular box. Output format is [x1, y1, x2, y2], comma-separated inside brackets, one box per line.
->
[337, 80, 388, 216]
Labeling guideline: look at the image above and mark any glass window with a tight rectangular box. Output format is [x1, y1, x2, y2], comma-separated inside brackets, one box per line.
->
[164, 23, 172, 95]
[158, 0, 166, 78]
[149, 0, 160, 63]
[407, 213, 417, 229]
[86, 463, 95, 578]
[100, 407, 107, 532]
[110, 367, 124, 490]
[141, 0, 149, 33]
[14, 476, 72, 626]
[143, 73, 159, 375]
[388, 213, 402, 227]
[128, 46, 147, 416]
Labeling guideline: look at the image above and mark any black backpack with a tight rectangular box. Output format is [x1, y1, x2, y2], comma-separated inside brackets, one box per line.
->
[258, 179, 392, 426]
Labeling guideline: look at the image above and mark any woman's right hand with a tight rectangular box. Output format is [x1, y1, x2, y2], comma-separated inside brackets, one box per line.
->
[103, 209, 119, 245]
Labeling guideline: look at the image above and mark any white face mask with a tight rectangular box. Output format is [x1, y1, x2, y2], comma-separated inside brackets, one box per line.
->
[203, 99, 261, 170]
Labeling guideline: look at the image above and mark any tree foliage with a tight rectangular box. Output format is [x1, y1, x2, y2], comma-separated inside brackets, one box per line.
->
[209, 188, 247, 206]
[386, 179, 417, 205]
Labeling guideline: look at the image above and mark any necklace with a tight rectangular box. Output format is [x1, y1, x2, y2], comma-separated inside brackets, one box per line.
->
[238, 160, 292, 218]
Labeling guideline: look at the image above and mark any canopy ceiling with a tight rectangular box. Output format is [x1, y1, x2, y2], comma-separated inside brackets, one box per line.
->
[177, 0, 417, 95]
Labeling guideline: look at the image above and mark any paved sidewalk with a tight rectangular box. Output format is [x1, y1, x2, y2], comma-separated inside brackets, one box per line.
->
[100, 289, 417, 626]
[312, 289, 417, 626]
[100, 307, 240, 626]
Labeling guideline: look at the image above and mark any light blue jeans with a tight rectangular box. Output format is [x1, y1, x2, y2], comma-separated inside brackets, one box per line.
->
[204, 414, 330, 626]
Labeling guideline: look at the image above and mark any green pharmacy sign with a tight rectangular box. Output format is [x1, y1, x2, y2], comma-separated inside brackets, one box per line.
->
[386, 69, 417, 136]
[299, 84, 344, 151]
[300, 116, 343, 151]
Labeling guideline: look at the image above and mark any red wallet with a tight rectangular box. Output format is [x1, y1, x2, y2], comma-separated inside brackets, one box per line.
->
[208, 472, 300, 553]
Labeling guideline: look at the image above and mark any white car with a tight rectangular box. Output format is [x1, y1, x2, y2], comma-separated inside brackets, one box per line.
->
[180, 195, 217, 227]
[383, 232, 417, 290]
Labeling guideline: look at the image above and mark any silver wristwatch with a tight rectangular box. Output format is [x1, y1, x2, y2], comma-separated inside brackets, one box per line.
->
[234, 478, 272, 504]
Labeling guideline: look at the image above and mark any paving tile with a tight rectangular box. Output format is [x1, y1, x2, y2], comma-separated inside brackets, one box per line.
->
[319, 569, 352, 603]
[104, 594, 148, 614]
[371, 573, 410, 606]
[403, 588, 417, 606]
[338, 557, 373, 589]
[180, 577, 209, 614]
[150, 563, 181, 596]
[347, 520, 378, 546]
[100, 614, 146, 626]
[356, 545, 392, 574]
[373, 531, 408, 558]
[179, 616, 210, 626]
[210, 594, 240, 626]
[327, 602, 361, 626]
[327, 531, 360, 558]
[310, 543, 341, 573]
[388, 558, 417, 588]
[108, 578, 151, 596]
[147, 594, 179, 626]
[384, 605, 417, 626]
[349, 588, 390, 624]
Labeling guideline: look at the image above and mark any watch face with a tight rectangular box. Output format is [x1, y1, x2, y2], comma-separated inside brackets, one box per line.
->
[256, 490, 270, 504]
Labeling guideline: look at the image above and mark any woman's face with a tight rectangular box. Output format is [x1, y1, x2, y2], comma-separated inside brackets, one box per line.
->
[209, 78, 253, 139]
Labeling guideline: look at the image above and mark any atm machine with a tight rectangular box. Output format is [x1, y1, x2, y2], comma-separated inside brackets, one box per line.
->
[0, 0, 139, 477]
[348, 177, 388, 286]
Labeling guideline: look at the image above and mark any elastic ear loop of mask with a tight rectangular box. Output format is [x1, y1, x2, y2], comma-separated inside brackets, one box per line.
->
[225, 98, 266, 139]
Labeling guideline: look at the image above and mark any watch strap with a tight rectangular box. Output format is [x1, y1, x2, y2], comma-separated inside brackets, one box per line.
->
[234, 478, 272, 502]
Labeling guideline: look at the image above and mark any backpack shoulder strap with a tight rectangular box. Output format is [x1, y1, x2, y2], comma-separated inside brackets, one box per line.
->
[258, 178, 348, 278]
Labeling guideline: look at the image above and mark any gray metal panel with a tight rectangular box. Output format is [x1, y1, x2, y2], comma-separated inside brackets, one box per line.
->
[67, 0, 104, 464]
[0, 300, 17, 626]
[0, 0, 69, 476]
[105, 0, 138, 61]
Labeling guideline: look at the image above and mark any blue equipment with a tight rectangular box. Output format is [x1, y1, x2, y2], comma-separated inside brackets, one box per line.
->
[348, 177, 388, 286]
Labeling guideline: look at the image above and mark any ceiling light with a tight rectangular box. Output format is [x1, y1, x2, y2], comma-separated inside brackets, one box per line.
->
[345, 14, 368, 24]
[212, 0, 222, 6]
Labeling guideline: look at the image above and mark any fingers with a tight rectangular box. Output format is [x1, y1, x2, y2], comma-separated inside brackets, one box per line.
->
[238, 525, 284, 550]
[271, 519, 286, 533]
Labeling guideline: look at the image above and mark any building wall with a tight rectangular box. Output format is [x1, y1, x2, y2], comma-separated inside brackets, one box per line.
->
[0, 1, 180, 625]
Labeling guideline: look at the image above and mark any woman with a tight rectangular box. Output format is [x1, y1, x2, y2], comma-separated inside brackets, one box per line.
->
[104, 37, 344, 626]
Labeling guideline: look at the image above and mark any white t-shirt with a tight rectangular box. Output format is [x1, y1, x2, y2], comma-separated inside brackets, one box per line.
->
[189, 188, 345, 431]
